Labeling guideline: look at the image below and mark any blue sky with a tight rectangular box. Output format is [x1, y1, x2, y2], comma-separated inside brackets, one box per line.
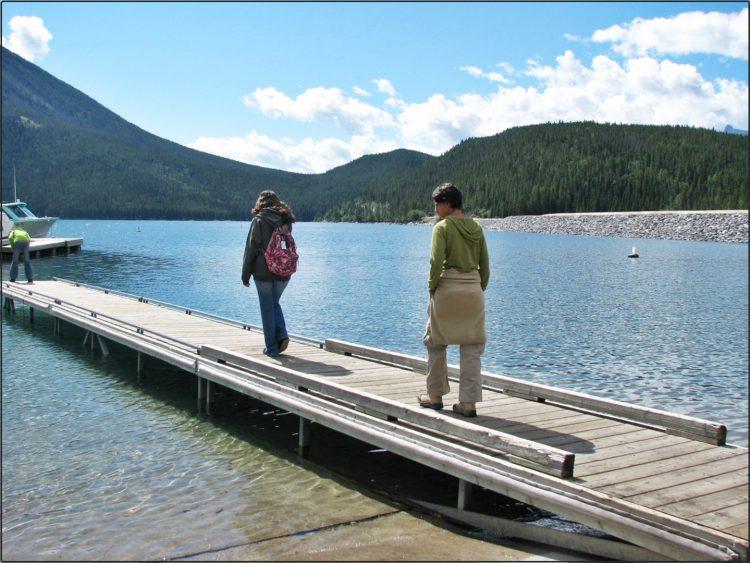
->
[2, 2, 748, 172]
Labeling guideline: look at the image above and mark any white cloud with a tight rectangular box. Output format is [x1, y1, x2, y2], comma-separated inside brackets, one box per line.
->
[385, 96, 405, 108]
[373, 78, 397, 96]
[1, 15, 53, 62]
[563, 33, 585, 42]
[496, 62, 516, 75]
[195, 47, 747, 171]
[242, 86, 394, 133]
[190, 130, 398, 174]
[353, 86, 371, 96]
[460, 65, 512, 84]
[592, 8, 749, 60]
[394, 50, 748, 154]
[461, 65, 483, 78]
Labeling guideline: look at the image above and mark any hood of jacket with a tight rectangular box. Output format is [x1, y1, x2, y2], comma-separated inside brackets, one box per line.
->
[445, 216, 483, 244]
[257, 209, 289, 228]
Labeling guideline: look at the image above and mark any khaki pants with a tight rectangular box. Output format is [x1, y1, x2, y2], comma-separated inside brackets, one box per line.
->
[424, 337, 484, 403]
[423, 268, 485, 403]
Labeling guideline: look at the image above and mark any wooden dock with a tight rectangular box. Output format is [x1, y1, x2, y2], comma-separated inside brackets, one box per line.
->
[2, 278, 747, 561]
[1, 237, 83, 259]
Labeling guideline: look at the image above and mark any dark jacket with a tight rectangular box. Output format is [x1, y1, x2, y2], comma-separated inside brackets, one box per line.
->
[242, 209, 293, 283]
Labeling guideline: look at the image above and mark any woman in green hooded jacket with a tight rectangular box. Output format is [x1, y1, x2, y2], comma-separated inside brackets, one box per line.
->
[419, 183, 489, 417]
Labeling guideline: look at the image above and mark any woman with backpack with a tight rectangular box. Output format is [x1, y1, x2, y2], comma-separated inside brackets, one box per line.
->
[241, 190, 298, 358]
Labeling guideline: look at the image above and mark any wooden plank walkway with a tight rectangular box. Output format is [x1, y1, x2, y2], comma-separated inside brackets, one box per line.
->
[2, 278, 747, 561]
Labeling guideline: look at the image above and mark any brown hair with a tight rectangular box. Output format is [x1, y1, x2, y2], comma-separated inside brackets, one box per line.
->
[432, 182, 462, 209]
[252, 190, 296, 222]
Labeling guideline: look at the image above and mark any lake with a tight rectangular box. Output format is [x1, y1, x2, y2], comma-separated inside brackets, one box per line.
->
[2, 220, 747, 559]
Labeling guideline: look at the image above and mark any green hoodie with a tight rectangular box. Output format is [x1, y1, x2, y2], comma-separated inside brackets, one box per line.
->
[429, 216, 490, 292]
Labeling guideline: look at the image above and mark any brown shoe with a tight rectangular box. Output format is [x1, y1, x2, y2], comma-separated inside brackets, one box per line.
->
[452, 403, 477, 418]
[418, 394, 443, 410]
[278, 337, 290, 353]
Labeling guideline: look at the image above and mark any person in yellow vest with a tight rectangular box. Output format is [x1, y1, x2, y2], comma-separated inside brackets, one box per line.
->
[8, 225, 33, 284]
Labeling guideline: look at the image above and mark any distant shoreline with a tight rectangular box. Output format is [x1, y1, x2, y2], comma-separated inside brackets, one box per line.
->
[49, 212, 749, 243]
[473, 210, 748, 244]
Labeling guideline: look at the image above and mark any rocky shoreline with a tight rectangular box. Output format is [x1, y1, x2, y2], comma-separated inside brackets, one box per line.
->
[474, 210, 748, 244]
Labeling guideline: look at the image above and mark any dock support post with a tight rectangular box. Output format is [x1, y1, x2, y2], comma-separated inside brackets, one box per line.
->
[197, 376, 205, 413]
[3, 298, 15, 313]
[298, 416, 310, 458]
[457, 479, 473, 511]
[51, 248, 57, 257]
[29, 307, 34, 324]
[206, 380, 213, 416]
[96, 335, 109, 356]
[83, 331, 90, 347]
[136, 352, 143, 384]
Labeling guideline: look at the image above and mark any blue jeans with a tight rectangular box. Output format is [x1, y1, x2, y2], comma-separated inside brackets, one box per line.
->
[254, 279, 289, 356]
[10, 241, 33, 282]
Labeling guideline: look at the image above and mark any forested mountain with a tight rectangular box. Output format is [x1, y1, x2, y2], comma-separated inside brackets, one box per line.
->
[1, 47, 432, 220]
[3, 46, 747, 223]
[323, 122, 748, 221]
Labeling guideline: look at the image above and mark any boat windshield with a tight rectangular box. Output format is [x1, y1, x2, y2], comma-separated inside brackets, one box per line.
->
[4, 204, 36, 219]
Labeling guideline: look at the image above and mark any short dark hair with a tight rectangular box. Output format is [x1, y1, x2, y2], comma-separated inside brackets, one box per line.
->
[432, 182, 462, 209]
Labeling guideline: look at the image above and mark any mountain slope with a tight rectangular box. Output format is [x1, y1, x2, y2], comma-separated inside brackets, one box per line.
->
[323, 121, 748, 220]
[1, 47, 432, 220]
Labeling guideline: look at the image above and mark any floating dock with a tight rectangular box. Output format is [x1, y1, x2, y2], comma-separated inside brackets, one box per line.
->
[1, 237, 83, 260]
[2, 278, 747, 561]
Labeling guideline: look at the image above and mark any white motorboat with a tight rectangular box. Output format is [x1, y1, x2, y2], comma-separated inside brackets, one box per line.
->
[2, 165, 57, 241]
[2, 201, 58, 240]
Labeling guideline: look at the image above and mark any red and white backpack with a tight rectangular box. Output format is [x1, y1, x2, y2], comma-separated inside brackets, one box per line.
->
[264, 225, 298, 277]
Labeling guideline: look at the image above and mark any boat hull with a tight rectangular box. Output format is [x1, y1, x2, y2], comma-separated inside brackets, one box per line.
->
[1, 217, 57, 240]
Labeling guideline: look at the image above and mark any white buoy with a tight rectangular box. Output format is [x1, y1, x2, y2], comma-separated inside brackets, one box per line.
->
[628, 246, 639, 258]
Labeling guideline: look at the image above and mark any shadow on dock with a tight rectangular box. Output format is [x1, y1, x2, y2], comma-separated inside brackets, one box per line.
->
[472, 414, 596, 454]
[274, 355, 356, 376]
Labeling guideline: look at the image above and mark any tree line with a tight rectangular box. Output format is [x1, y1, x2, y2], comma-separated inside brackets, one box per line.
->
[322, 122, 748, 222]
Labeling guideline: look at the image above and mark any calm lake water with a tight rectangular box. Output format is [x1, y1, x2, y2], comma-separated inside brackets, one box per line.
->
[2, 220, 748, 559]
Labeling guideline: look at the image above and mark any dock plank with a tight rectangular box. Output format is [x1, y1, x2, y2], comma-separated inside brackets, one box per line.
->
[628, 470, 749, 508]
[482, 411, 599, 430]
[575, 439, 714, 477]
[692, 503, 750, 531]
[536, 423, 647, 449]
[479, 401, 564, 417]
[655, 485, 749, 518]
[723, 523, 749, 539]
[563, 428, 668, 453]
[602, 454, 748, 498]
[583, 447, 746, 488]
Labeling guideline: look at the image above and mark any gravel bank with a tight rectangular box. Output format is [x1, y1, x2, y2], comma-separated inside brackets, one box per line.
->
[476, 210, 748, 243]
